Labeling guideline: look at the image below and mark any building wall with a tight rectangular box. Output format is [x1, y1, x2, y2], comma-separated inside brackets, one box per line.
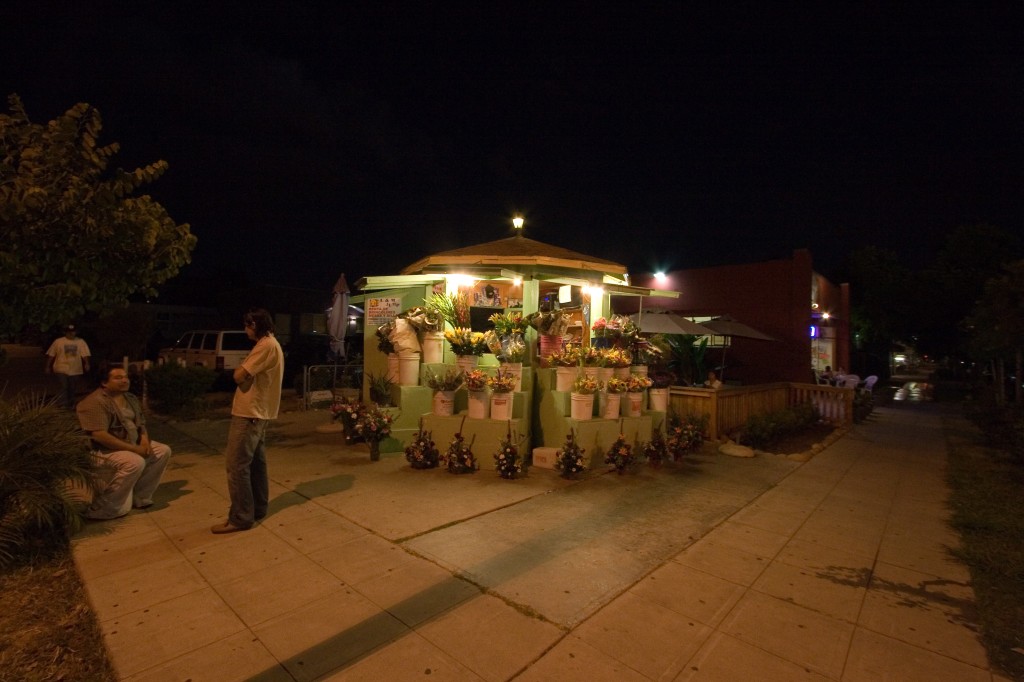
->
[618, 250, 849, 385]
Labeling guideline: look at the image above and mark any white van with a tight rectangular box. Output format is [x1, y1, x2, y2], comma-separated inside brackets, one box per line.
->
[158, 330, 252, 372]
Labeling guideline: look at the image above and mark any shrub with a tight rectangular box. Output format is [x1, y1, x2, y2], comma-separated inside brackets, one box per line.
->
[145, 363, 216, 414]
[741, 402, 822, 450]
[0, 396, 98, 567]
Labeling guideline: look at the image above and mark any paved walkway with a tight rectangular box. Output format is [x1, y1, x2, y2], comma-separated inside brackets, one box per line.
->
[70, 404, 1002, 681]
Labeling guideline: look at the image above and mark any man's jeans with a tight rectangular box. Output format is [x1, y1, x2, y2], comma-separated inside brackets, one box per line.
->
[56, 372, 80, 409]
[225, 416, 269, 528]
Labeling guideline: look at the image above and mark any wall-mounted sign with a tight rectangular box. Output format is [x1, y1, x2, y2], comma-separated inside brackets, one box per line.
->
[366, 297, 403, 327]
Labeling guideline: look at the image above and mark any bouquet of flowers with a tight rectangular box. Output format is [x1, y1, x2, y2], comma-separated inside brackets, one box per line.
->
[591, 317, 609, 338]
[649, 369, 675, 389]
[376, 321, 396, 355]
[626, 374, 653, 392]
[640, 429, 668, 467]
[331, 398, 364, 442]
[488, 368, 517, 394]
[425, 292, 470, 329]
[527, 309, 571, 336]
[405, 422, 439, 469]
[666, 413, 707, 460]
[572, 373, 600, 395]
[547, 344, 582, 367]
[488, 311, 529, 336]
[604, 347, 632, 368]
[582, 346, 603, 367]
[555, 429, 587, 479]
[464, 368, 489, 392]
[500, 334, 526, 363]
[631, 339, 663, 365]
[401, 305, 444, 334]
[354, 405, 392, 443]
[604, 377, 628, 394]
[493, 424, 523, 479]
[426, 366, 465, 391]
[604, 432, 637, 474]
[445, 327, 488, 356]
[443, 418, 478, 474]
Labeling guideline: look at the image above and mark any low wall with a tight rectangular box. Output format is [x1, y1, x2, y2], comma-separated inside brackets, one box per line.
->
[667, 383, 854, 440]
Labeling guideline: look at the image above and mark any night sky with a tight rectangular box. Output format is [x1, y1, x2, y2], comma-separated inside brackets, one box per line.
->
[3, 2, 1021, 293]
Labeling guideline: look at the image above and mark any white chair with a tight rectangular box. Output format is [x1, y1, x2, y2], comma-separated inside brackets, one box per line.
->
[839, 374, 861, 389]
[860, 375, 878, 395]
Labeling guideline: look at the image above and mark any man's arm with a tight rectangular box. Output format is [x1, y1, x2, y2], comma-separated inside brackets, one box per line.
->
[233, 366, 253, 391]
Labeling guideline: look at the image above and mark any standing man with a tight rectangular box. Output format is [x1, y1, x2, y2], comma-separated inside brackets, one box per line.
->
[212, 308, 284, 534]
[45, 324, 91, 409]
[77, 364, 172, 519]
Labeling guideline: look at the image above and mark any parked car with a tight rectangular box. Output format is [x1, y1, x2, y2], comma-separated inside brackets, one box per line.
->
[158, 330, 253, 373]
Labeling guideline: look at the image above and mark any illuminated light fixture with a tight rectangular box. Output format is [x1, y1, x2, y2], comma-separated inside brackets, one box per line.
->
[513, 277, 522, 287]
[822, 312, 831, 320]
[512, 216, 524, 230]
[654, 271, 667, 282]
[446, 274, 476, 287]
[585, 285, 604, 297]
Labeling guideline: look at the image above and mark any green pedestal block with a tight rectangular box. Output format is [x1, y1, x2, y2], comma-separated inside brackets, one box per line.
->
[558, 415, 653, 469]
[386, 386, 433, 431]
[420, 414, 528, 471]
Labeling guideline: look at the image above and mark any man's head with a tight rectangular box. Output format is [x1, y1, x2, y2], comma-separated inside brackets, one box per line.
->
[64, 324, 77, 338]
[243, 308, 275, 339]
[708, 370, 718, 380]
[98, 364, 130, 394]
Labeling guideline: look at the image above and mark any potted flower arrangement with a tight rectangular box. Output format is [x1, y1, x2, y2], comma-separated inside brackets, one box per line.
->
[442, 417, 477, 474]
[601, 376, 628, 419]
[408, 303, 446, 364]
[376, 320, 399, 382]
[465, 368, 490, 419]
[555, 429, 587, 479]
[425, 292, 470, 329]
[445, 327, 488, 372]
[331, 398, 364, 444]
[528, 308, 571, 365]
[648, 369, 674, 412]
[666, 413, 708, 461]
[570, 373, 599, 420]
[493, 423, 523, 479]
[641, 429, 668, 468]
[623, 374, 652, 417]
[487, 369, 517, 420]
[605, 347, 633, 378]
[426, 367, 464, 416]
[488, 311, 529, 337]
[549, 344, 583, 391]
[405, 421, 439, 469]
[354, 404, 393, 461]
[604, 431, 637, 474]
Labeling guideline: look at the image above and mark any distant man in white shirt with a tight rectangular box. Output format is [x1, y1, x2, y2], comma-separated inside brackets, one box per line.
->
[212, 308, 284, 534]
[45, 324, 91, 409]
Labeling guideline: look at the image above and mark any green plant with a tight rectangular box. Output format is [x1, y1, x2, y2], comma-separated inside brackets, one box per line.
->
[740, 402, 821, 449]
[641, 430, 669, 467]
[425, 367, 465, 392]
[144, 363, 216, 414]
[425, 292, 470, 329]
[666, 412, 707, 460]
[367, 371, 396, 405]
[0, 395, 98, 567]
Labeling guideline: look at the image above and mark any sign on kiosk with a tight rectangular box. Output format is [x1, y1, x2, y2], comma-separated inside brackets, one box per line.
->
[366, 297, 403, 327]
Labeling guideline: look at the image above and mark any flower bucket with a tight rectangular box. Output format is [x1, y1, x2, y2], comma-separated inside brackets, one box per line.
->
[596, 367, 613, 385]
[500, 362, 523, 392]
[623, 392, 644, 417]
[467, 390, 490, 419]
[398, 351, 421, 386]
[490, 393, 512, 421]
[631, 364, 648, 377]
[601, 392, 621, 419]
[570, 393, 594, 421]
[433, 390, 455, 416]
[583, 366, 599, 381]
[613, 367, 631, 380]
[648, 387, 668, 412]
[387, 353, 400, 383]
[538, 335, 562, 367]
[456, 355, 478, 374]
[555, 367, 575, 392]
[422, 331, 444, 364]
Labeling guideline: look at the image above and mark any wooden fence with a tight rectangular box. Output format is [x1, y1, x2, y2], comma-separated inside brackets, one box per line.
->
[667, 382, 854, 440]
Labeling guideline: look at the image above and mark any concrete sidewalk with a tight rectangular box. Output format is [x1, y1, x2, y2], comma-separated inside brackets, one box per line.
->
[70, 405, 1001, 681]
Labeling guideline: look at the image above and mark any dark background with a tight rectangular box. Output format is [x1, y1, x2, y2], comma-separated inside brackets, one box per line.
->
[3, 2, 1021, 293]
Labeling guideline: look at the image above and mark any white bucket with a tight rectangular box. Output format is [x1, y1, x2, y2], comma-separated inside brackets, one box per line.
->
[433, 390, 455, 416]
[631, 365, 648, 377]
[387, 353, 400, 383]
[500, 362, 523, 392]
[596, 367, 613, 386]
[570, 393, 594, 421]
[648, 387, 668, 412]
[601, 392, 621, 419]
[555, 367, 575, 392]
[456, 355, 478, 374]
[398, 352, 420, 386]
[490, 393, 512, 421]
[422, 332, 444, 364]
[614, 367, 631, 379]
[468, 390, 490, 419]
[623, 392, 643, 417]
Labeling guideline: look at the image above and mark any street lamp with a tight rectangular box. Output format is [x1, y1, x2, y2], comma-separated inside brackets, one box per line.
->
[512, 216, 524, 231]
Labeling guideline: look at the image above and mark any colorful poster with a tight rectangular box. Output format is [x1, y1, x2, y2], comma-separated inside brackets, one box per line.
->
[366, 297, 403, 327]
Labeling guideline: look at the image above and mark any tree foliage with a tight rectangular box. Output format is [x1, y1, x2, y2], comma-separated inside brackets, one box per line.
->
[0, 94, 196, 336]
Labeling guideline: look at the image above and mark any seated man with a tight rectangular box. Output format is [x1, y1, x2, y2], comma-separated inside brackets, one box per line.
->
[76, 364, 172, 519]
[703, 369, 723, 389]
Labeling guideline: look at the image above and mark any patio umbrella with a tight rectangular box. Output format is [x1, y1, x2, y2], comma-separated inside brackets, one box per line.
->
[628, 311, 715, 336]
[327, 273, 350, 359]
[701, 315, 775, 380]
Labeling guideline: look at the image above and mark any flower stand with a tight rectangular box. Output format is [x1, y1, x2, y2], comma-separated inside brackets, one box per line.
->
[467, 390, 490, 419]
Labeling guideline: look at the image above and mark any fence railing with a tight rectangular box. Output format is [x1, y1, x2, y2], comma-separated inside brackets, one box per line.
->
[302, 363, 363, 410]
[667, 382, 854, 440]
